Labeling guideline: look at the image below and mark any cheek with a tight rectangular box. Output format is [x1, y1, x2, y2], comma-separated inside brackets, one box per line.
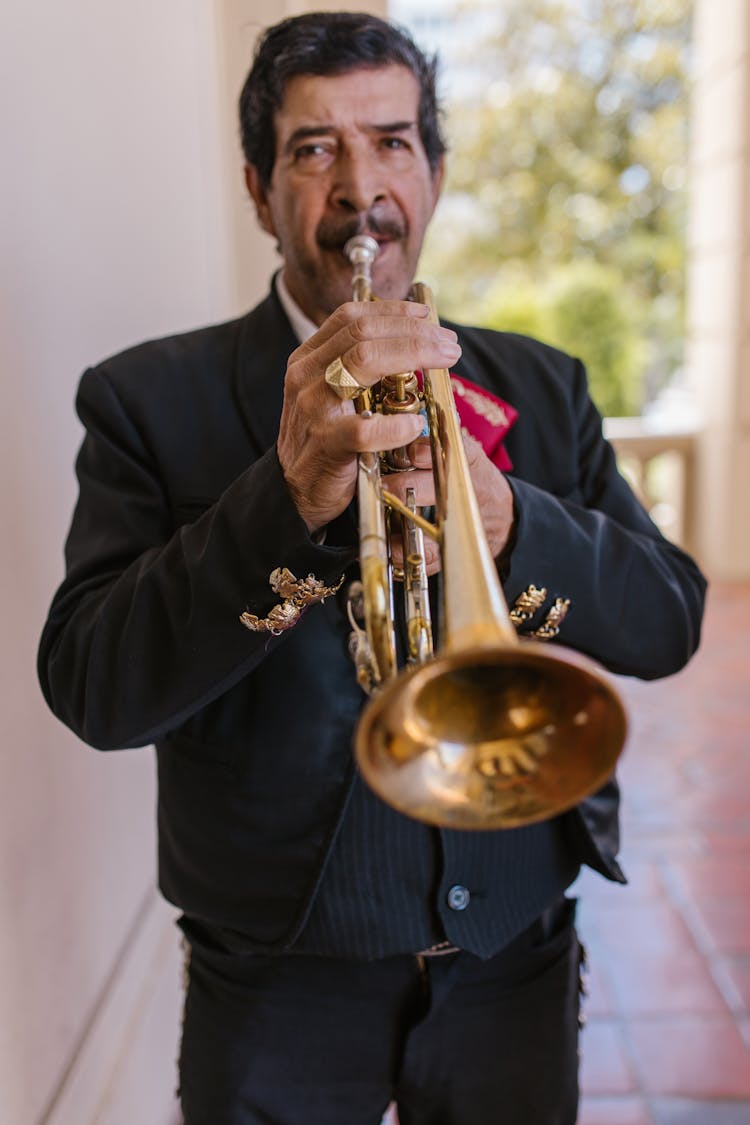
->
[272, 188, 320, 245]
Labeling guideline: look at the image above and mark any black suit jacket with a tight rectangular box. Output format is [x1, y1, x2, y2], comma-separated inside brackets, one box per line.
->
[38, 288, 706, 948]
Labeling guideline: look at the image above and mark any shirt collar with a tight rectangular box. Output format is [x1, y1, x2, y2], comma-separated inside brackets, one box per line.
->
[275, 272, 319, 344]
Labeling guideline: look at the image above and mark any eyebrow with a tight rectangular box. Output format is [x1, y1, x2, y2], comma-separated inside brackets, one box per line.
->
[282, 120, 417, 155]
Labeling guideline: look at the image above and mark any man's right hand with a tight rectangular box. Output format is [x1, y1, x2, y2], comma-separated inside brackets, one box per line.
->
[276, 299, 462, 534]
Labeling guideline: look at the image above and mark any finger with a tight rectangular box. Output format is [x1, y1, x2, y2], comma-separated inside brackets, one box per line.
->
[295, 300, 431, 359]
[338, 332, 460, 390]
[404, 436, 433, 470]
[329, 411, 426, 458]
[299, 313, 461, 388]
[382, 467, 436, 509]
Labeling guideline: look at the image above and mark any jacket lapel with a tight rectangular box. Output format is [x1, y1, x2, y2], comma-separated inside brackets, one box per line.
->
[234, 285, 299, 455]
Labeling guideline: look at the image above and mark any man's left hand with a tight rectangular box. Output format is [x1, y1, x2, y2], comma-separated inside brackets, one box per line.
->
[383, 432, 515, 576]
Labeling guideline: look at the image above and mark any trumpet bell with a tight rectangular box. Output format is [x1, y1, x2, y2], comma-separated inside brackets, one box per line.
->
[355, 643, 627, 830]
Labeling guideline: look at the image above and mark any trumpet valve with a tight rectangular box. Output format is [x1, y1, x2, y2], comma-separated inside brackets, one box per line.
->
[380, 373, 426, 472]
[381, 372, 419, 407]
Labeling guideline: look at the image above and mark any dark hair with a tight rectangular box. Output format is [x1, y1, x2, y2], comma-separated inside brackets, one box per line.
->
[239, 11, 446, 186]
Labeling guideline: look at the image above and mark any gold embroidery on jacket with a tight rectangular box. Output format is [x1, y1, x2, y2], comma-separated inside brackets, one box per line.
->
[240, 568, 344, 636]
[530, 597, 571, 640]
[509, 584, 548, 627]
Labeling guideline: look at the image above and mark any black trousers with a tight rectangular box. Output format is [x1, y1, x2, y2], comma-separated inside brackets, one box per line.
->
[178, 899, 582, 1125]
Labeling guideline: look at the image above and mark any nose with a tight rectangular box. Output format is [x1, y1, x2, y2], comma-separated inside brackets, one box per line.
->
[330, 149, 386, 213]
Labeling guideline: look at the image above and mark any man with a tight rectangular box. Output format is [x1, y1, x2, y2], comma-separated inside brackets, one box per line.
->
[38, 12, 706, 1125]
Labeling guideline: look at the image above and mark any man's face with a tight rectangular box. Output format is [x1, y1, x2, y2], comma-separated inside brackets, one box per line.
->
[246, 64, 444, 325]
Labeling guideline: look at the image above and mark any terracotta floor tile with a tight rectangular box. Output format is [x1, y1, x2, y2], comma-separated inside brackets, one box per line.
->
[650, 1098, 750, 1125]
[699, 830, 750, 858]
[622, 863, 670, 901]
[605, 950, 728, 1016]
[619, 830, 702, 863]
[712, 958, 750, 1012]
[681, 790, 750, 826]
[689, 899, 750, 955]
[581, 1020, 638, 1096]
[585, 902, 699, 958]
[686, 750, 750, 788]
[667, 859, 750, 900]
[578, 1095, 653, 1125]
[627, 1015, 750, 1097]
[619, 761, 691, 803]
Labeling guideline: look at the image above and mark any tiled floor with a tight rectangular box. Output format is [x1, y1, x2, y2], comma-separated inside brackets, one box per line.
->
[576, 581, 750, 1125]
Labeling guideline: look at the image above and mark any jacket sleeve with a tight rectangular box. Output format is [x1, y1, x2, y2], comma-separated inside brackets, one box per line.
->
[503, 357, 706, 679]
[37, 365, 356, 751]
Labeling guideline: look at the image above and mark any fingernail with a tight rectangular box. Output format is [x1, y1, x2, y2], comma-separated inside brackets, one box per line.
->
[439, 341, 462, 359]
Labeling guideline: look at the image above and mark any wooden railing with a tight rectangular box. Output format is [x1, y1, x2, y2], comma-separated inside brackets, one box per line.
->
[603, 417, 700, 553]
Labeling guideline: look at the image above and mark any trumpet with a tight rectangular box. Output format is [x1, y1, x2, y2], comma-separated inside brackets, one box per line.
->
[340, 235, 627, 830]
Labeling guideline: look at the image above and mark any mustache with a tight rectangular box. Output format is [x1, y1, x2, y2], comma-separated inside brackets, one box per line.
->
[316, 210, 407, 252]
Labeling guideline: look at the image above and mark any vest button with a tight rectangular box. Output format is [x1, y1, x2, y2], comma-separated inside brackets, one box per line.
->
[447, 884, 471, 911]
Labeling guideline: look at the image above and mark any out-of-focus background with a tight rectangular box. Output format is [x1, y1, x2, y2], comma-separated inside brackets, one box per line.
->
[2, 1, 748, 1122]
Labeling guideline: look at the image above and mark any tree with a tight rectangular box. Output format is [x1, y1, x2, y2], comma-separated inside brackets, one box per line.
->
[417, 0, 692, 416]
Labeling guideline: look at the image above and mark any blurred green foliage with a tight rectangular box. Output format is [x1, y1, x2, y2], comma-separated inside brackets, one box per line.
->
[419, 0, 692, 417]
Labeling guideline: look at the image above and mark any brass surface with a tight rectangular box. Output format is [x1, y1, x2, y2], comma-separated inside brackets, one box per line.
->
[356, 644, 626, 829]
[344, 252, 627, 828]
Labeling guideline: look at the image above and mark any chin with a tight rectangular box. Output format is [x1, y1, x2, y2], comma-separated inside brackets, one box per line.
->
[303, 267, 351, 319]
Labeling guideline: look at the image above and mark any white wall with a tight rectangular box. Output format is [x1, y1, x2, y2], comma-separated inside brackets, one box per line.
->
[1, 3, 245, 1122]
[687, 0, 750, 579]
[0, 2, 385, 1122]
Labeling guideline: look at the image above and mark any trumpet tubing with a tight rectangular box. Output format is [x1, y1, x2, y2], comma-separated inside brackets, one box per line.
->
[343, 237, 627, 830]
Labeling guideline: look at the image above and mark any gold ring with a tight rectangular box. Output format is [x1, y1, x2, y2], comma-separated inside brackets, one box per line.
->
[325, 357, 365, 400]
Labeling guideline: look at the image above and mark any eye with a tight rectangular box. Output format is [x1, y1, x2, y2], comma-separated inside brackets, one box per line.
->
[381, 136, 410, 152]
[292, 141, 335, 165]
[294, 143, 326, 159]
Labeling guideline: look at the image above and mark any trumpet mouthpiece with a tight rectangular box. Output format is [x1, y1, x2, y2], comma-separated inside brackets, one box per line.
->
[344, 234, 379, 267]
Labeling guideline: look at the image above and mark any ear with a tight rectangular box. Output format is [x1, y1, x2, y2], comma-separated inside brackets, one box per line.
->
[244, 164, 277, 239]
